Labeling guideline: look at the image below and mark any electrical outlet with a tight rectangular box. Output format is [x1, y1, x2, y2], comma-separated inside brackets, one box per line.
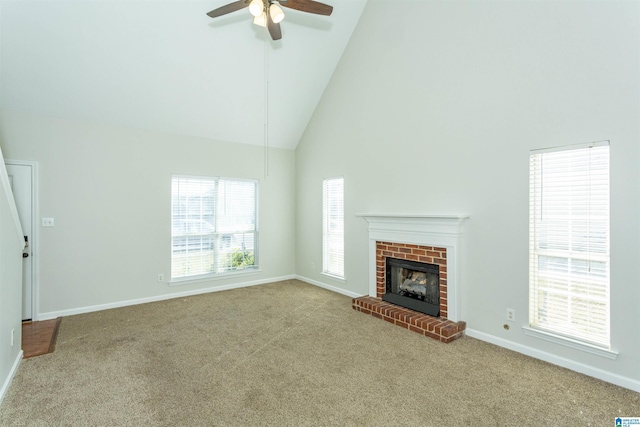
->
[158, 273, 164, 282]
[507, 308, 516, 322]
[41, 218, 55, 227]
[11, 329, 14, 346]
[311, 262, 315, 269]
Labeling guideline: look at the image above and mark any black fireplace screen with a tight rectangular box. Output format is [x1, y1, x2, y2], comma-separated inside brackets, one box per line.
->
[383, 257, 440, 317]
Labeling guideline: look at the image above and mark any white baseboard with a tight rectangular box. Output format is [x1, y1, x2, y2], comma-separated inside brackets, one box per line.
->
[466, 328, 640, 393]
[0, 350, 23, 406]
[295, 275, 363, 298]
[38, 275, 296, 320]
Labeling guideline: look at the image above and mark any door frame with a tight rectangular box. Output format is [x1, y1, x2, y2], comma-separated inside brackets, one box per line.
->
[5, 160, 39, 321]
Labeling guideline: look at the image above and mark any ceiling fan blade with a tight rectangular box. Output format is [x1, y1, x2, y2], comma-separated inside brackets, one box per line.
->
[206, 0, 249, 18]
[279, 0, 333, 16]
[267, 6, 282, 40]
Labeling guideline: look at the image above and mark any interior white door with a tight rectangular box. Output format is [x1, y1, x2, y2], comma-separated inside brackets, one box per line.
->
[5, 163, 34, 321]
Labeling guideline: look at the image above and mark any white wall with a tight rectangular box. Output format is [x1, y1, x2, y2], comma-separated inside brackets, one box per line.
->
[0, 146, 24, 403]
[296, 0, 640, 390]
[0, 109, 296, 318]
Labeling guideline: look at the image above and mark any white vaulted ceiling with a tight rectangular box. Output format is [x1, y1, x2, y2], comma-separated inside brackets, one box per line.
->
[0, 0, 367, 150]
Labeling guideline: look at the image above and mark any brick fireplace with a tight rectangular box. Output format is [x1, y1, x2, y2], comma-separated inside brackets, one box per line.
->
[377, 242, 447, 317]
[354, 214, 469, 343]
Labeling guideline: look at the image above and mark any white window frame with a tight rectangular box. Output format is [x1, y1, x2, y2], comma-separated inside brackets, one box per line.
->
[171, 175, 259, 283]
[322, 177, 345, 280]
[526, 141, 616, 358]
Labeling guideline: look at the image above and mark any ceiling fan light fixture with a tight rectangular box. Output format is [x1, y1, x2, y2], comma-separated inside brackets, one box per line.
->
[248, 0, 264, 17]
[253, 12, 267, 27]
[207, 0, 334, 40]
[269, 3, 285, 24]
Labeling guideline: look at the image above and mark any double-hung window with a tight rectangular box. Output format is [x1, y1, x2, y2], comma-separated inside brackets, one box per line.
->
[528, 141, 610, 348]
[323, 177, 344, 279]
[171, 176, 258, 281]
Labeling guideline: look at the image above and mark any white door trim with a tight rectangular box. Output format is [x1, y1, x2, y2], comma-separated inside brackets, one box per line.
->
[5, 160, 39, 321]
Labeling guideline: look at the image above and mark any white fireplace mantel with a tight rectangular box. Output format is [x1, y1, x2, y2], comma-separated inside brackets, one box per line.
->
[356, 214, 469, 322]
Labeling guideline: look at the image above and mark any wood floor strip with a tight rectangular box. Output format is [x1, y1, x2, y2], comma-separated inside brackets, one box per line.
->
[22, 318, 62, 359]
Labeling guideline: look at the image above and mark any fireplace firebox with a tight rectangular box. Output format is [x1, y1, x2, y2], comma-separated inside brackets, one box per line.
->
[383, 257, 440, 317]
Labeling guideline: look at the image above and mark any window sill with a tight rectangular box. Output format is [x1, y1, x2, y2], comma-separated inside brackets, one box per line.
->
[170, 268, 261, 286]
[522, 326, 618, 360]
[321, 272, 346, 283]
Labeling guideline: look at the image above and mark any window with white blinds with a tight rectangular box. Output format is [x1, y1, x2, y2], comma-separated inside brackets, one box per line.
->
[323, 177, 344, 278]
[171, 176, 257, 280]
[529, 141, 610, 348]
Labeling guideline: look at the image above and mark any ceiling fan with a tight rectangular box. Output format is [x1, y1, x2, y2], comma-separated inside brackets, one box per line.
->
[206, 0, 333, 41]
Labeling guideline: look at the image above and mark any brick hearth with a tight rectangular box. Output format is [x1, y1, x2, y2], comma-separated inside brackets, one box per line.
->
[352, 296, 466, 343]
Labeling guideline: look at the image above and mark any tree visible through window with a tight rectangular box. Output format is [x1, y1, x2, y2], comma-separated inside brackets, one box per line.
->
[323, 177, 344, 278]
[529, 142, 610, 347]
[171, 176, 257, 280]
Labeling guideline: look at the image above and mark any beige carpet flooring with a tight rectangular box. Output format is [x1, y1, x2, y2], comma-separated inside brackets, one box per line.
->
[1, 279, 638, 426]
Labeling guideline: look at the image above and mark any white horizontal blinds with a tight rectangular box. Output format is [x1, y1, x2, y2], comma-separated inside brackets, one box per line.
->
[171, 176, 258, 280]
[171, 176, 217, 278]
[215, 179, 257, 272]
[323, 178, 344, 278]
[529, 142, 610, 347]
